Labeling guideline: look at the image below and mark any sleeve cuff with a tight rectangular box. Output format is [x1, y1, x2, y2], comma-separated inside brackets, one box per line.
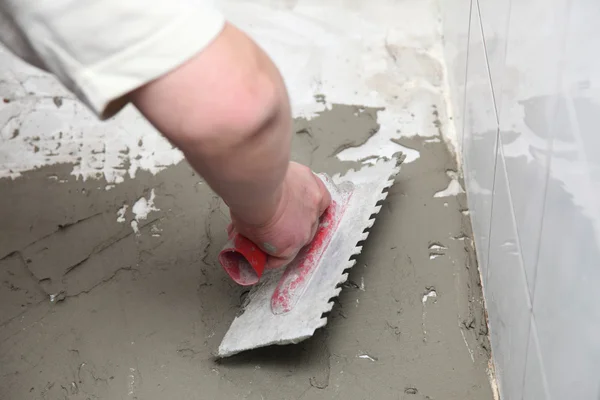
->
[76, 8, 225, 119]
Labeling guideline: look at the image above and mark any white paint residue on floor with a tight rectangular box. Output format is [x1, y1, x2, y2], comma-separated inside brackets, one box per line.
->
[358, 354, 377, 362]
[434, 170, 465, 198]
[116, 205, 128, 223]
[118, 189, 160, 234]
[132, 189, 158, 221]
[429, 243, 446, 260]
[223, 0, 449, 165]
[0, 0, 450, 182]
[428, 243, 447, 251]
[421, 287, 437, 340]
[0, 70, 184, 182]
[434, 179, 464, 198]
[130, 220, 139, 235]
[335, 127, 421, 165]
[128, 367, 136, 396]
[422, 289, 437, 304]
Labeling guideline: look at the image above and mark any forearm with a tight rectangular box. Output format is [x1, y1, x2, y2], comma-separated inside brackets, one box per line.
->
[131, 23, 292, 225]
[179, 90, 291, 226]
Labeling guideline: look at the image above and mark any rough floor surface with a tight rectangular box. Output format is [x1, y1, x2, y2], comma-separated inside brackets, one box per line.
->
[0, 105, 493, 399]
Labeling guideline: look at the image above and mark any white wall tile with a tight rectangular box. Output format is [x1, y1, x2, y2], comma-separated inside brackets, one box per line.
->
[562, 0, 600, 196]
[461, 2, 498, 279]
[498, 0, 570, 297]
[485, 146, 530, 400]
[499, 95, 566, 297]
[445, 0, 600, 398]
[536, 4, 600, 395]
[533, 92, 600, 399]
[562, 0, 600, 97]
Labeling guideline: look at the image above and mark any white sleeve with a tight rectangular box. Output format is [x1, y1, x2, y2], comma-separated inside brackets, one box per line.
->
[0, 0, 225, 119]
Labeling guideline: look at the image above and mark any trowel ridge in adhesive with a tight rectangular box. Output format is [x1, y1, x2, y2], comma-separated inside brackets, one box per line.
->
[217, 155, 403, 357]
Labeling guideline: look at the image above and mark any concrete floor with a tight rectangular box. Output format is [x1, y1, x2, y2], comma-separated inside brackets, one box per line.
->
[0, 106, 493, 399]
[1, 0, 494, 399]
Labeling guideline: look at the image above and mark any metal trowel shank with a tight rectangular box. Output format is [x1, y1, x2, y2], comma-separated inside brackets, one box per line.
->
[217, 156, 402, 357]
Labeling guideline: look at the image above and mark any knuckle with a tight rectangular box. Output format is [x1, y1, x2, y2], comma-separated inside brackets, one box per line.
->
[308, 183, 322, 203]
[299, 163, 311, 173]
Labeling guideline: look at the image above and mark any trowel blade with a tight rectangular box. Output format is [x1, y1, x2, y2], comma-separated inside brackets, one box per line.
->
[217, 156, 402, 358]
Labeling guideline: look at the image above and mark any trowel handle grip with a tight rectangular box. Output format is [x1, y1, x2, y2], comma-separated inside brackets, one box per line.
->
[219, 173, 337, 286]
[218, 234, 267, 286]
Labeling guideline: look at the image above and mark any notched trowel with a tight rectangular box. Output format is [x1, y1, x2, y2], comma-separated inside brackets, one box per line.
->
[216, 155, 403, 357]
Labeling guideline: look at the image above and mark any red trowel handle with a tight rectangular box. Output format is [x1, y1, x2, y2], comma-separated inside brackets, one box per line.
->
[218, 234, 267, 286]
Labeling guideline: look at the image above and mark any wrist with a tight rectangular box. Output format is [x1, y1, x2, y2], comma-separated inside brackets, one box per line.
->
[230, 176, 289, 231]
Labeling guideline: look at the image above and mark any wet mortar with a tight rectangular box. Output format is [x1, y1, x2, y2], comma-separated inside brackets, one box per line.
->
[0, 105, 492, 399]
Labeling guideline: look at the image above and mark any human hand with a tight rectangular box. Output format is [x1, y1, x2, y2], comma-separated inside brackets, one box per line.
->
[228, 162, 331, 269]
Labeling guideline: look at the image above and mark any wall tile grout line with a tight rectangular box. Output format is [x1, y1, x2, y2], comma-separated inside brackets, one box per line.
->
[460, 0, 475, 155]
[483, 126, 499, 307]
[497, 0, 513, 122]
[530, 314, 553, 399]
[476, 0, 500, 126]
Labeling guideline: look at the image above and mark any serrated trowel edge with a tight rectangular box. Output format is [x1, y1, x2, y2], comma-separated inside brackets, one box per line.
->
[217, 154, 403, 357]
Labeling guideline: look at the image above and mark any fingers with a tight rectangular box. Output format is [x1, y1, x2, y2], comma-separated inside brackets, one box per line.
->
[265, 252, 297, 270]
[313, 173, 332, 216]
[228, 163, 330, 273]
[310, 219, 319, 239]
[265, 256, 288, 270]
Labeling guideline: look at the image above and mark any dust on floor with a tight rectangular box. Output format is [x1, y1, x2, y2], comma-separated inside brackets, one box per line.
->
[0, 105, 492, 399]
